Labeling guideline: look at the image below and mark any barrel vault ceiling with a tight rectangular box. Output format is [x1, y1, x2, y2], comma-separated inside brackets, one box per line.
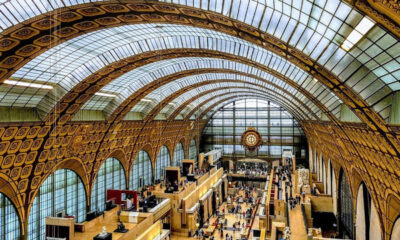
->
[0, 0, 398, 133]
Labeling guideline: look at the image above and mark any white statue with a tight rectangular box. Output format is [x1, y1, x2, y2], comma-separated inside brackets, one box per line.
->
[297, 168, 311, 193]
[100, 226, 107, 236]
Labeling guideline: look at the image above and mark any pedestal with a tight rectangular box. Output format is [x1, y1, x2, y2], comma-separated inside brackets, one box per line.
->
[93, 232, 112, 240]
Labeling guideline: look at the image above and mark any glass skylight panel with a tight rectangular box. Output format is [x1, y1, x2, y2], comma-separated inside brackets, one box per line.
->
[94, 56, 322, 114]
[341, 16, 375, 51]
[2, 0, 395, 118]
[0, 0, 396, 93]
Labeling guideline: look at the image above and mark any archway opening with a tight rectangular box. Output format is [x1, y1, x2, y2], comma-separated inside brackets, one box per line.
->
[130, 151, 152, 190]
[90, 157, 126, 213]
[0, 193, 21, 239]
[28, 169, 86, 240]
[338, 169, 354, 239]
[155, 146, 171, 181]
[173, 142, 184, 167]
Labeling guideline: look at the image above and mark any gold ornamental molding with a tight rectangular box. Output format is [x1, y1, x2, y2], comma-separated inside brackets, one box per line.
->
[354, 0, 400, 38]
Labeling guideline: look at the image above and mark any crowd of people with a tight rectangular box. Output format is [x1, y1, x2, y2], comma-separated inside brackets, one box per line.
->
[193, 185, 260, 240]
[235, 164, 270, 176]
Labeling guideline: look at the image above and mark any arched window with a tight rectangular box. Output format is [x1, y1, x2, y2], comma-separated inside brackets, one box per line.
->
[0, 193, 20, 239]
[201, 99, 307, 160]
[356, 183, 382, 240]
[339, 170, 353, 239]
[155, 146, 170, 181]
[189, 139, 197, 163]
[28, 169, 86, 240]
[130, 151, 152, 190]
[90, 157, 126, 213]
[173, 142, 184, 167]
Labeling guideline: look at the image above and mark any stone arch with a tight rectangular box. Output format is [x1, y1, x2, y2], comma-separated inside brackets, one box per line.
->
[391, 216, 400, 240]
[28, 157, 89, 214]
[386, 191, 400, 240]
[54, 157, 90, 202]
[27, 167, 88, 239]
[136, 143, 155, 171]
[159, 139, 173, 164]
[89, 156, 126, 212]
[90, 153, 127, 193]
[188, 137, 198, 161]
[129, 150, 153, 189]
[175, 138, 186, 159]
[172, 139, 185, 167]
[104, 148, 129, 188]
[154, 145, 171, 181]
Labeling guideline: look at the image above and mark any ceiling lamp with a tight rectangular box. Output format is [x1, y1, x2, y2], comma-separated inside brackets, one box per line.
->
[95, 92, 116, 97]
[4, 79, 53, 89]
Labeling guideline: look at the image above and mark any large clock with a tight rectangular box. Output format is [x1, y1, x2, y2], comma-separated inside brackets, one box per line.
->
[241, 127, 262, 151]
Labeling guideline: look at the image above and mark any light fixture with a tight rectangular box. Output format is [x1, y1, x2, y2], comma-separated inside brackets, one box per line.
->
[341, 16, 375, 51]
[4, 79, 53, 89]
[168, 102, 176, 105]
[140, 98, 152, 102]
[95, 92, 116, 97]
[313, 78, 318, 82]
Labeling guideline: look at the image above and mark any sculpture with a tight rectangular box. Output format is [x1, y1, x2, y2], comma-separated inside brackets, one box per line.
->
[100, 226, 107, 236]
[283, 227, 291, 240]
[297, 168, 311, 193]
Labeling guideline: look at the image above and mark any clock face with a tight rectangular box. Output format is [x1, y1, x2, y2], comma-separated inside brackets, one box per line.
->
[241, 127, 262, 151]
[245, 133, 257, 146]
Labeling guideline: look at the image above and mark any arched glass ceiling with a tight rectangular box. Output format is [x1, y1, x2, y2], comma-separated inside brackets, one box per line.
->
[168, 88, 310, 120]
[137, 85, 310, 120]
[164, 0, 400, 90]
[128, 75, 318, 119]
[81, 57, 333, 117]
[7, 24, 335, 115]
[195, 94, 304, 121]
[1, 15, 396, 120]
[190, 92, 307, 121]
